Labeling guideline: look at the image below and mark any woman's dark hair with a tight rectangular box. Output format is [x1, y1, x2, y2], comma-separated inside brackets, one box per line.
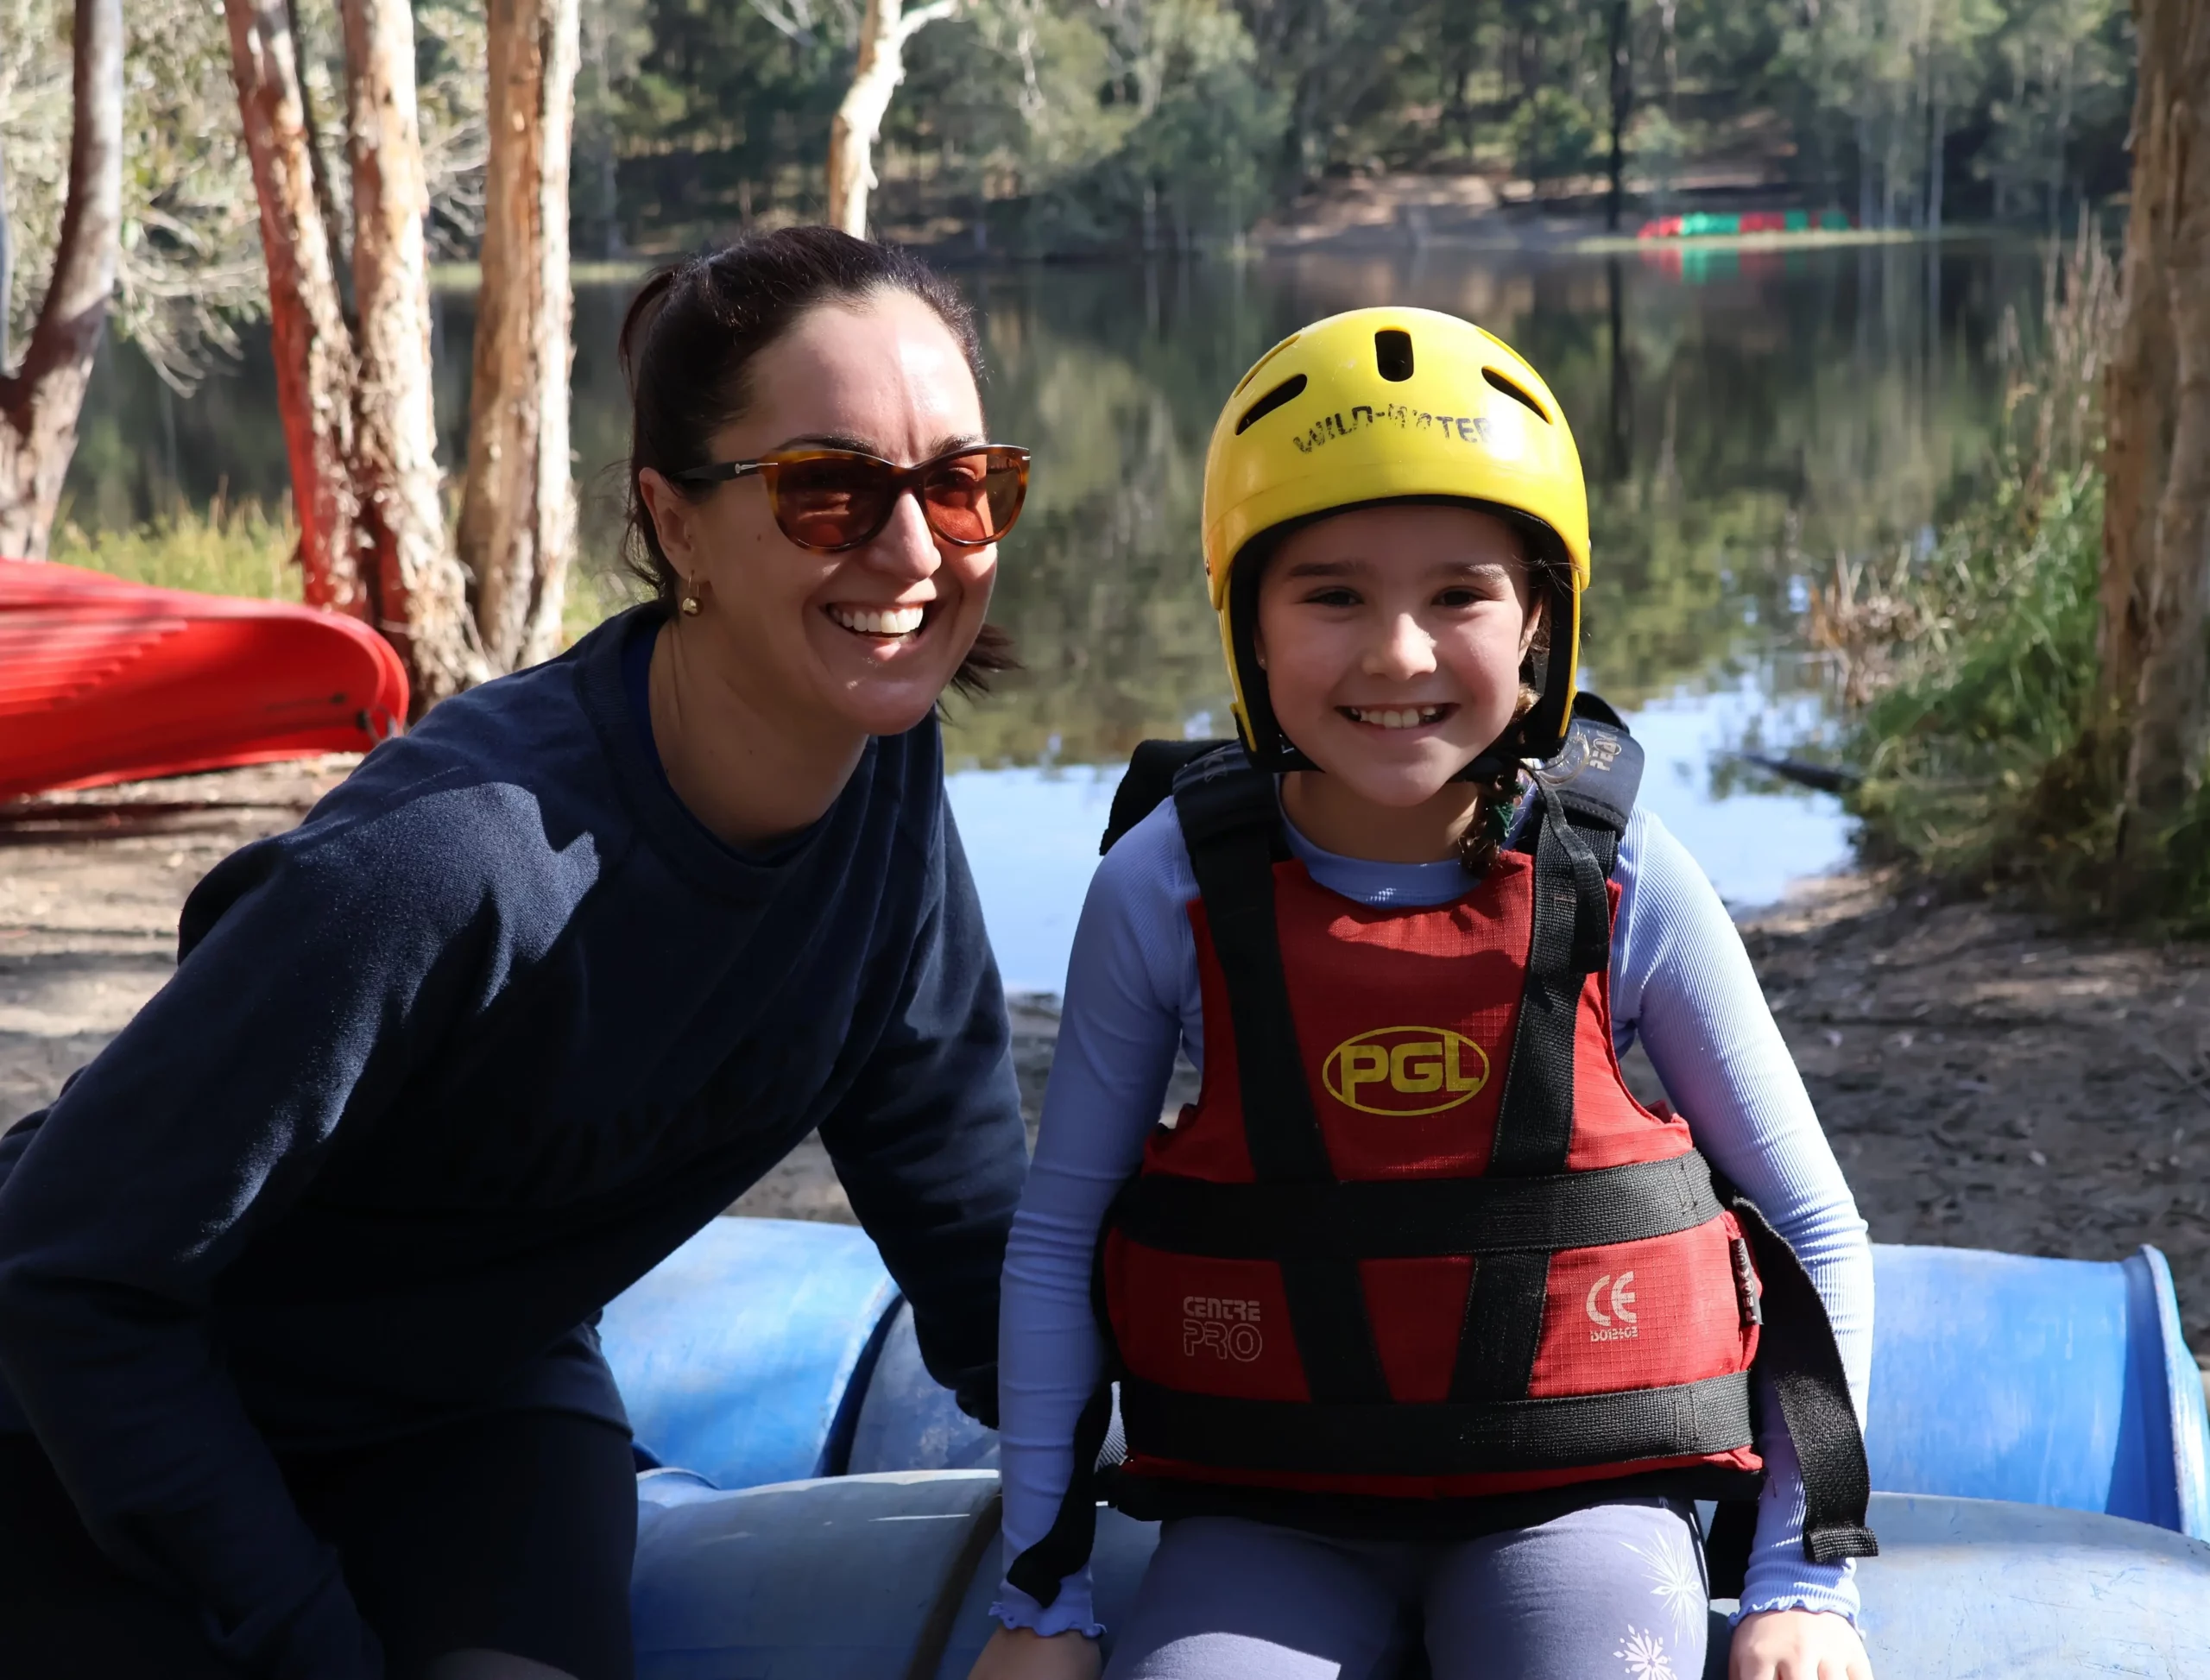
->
[617, 225, 1015, 696]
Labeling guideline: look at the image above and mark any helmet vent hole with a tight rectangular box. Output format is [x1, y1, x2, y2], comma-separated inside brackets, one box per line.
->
[1374, 329, 1415, 382]
[1232, 333, 1301, 396]
[1483, 367, 1551, 422]
[1234, 373, 1308, 436]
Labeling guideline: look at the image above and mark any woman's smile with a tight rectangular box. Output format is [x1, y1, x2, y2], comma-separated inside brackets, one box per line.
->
[824, 598, 933, 641]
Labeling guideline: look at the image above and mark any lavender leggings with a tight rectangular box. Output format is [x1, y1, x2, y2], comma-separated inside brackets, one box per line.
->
[1102, 1499, 1710, 1680]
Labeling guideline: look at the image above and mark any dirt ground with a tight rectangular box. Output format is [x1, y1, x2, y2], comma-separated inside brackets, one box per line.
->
[5, 765, 2207, 1371]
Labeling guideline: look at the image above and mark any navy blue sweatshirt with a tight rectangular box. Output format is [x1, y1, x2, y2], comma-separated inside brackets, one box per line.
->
[0, 607, 1028, 1678]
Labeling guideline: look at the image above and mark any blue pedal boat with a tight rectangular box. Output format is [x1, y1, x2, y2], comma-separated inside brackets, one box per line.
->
[600, 1219, 2210, 1679]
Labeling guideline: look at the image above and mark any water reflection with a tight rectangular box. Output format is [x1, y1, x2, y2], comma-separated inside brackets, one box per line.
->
[63, 243, 2036, 978]
[947, 688, 1854, 993]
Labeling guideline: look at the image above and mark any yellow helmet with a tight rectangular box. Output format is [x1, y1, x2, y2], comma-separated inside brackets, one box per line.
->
[1200, 306, 1590, 772]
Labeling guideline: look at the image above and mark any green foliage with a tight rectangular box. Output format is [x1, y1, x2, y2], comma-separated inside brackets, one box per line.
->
[1818, 218, 2123, 894]
[1841, 470, 2107, 881]
[48, 498, 303, 602]
[891, 0, 1287, 253]
[1508, 85, 1601, 187]
[589, 0, 2134, 249]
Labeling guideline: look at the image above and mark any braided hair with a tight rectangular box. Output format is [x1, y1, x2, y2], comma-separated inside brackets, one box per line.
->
[1453, 682, 1538, 875]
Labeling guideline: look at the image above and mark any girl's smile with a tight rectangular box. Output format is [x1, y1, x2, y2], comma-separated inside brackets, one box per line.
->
[1252, 502, 1544, 862]
[1339, 702, 1455, 731]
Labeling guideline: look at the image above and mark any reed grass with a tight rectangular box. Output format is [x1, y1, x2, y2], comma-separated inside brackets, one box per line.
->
[49, 494, 304, 602]
[1809, 216, 2123, 891]
[50, 494, 635, 653]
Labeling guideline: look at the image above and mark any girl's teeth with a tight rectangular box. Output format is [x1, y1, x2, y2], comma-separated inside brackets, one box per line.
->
[1349, 705, 1440, 729]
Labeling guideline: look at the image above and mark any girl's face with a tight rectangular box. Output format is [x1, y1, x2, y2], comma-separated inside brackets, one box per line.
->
[640, 290, 997, 741]
[1253, 503, 1543, 808]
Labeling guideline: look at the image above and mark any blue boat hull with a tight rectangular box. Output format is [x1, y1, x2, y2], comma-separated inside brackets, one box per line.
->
[628, 1475, 2210, 1679]
[602, 1217, 2210, 1677]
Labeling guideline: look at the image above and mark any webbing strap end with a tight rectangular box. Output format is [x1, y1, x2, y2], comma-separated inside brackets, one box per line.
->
[1804, 1523, 1882, 1563]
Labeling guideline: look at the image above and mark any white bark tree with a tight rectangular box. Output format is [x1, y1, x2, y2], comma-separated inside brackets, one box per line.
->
[458, 0, 579, 672]
[338, 0, 478, 705]
[826, 0, 962, 237]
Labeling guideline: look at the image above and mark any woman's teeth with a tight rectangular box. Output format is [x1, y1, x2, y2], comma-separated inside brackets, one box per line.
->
[1343, 705, 1444, 729]
[830, 603, 925, 637]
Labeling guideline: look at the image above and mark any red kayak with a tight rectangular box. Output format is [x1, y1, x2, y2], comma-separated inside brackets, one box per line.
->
[0, 558, 407, 803]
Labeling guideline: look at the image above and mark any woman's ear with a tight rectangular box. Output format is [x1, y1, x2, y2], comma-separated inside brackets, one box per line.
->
[638, 469, 695, 572]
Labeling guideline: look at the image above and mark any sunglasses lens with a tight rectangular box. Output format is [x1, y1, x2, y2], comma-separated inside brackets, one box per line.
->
[768, 455, 894, 550]
[921, 450, 1027, 546]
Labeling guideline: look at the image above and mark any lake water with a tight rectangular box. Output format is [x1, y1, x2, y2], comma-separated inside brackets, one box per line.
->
[66, 240, 2043, 991]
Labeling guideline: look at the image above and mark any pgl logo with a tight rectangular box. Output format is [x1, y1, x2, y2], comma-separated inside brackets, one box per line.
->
[1548, 726, 1625, 786]
[1323, 1026, 1490, 1116]
[1586, 1271, 1639, 1342]
[1182, 1295, 1265, 1362]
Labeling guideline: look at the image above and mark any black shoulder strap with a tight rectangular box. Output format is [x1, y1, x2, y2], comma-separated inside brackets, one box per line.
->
[1171, 749, 1393, 1405]
[1451, 706, 1645, 1399]
[1101, 738, 1235, 856]
[1483, 709, 1645, 1178]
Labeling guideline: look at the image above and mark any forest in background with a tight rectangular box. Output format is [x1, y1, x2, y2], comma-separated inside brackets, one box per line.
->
[0, 0, 2141, 384]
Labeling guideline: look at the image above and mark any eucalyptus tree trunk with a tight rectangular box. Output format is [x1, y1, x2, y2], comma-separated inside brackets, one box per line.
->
[0, 0, 121, 559]
[1605, 0, 1632, 231]
[826, 0, 961, 237]
[339, 0, 480, 707]
[0, 133, 14, 373]
[2106, 0, 2210, 902]
[223, 0, 365, 610]
[459, 0, 580, 673]
[226, 0, 483, 711]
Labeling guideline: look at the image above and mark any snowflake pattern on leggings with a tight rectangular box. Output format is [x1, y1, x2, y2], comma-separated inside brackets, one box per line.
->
[1614, 1626, 1676, 1679]
[1621, 1523, 1706, 1643]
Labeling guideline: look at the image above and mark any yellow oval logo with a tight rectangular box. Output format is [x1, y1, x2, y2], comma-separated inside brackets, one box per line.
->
[1323, 1026, 1490, 1116]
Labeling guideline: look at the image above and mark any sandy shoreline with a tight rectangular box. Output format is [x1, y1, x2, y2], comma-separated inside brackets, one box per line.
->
[6, 761, 2206, 1369]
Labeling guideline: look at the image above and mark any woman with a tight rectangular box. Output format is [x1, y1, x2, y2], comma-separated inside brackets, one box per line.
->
[0, 228, 1032, 1680]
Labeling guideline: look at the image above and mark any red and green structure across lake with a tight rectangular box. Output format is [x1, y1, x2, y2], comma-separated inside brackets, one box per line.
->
[1638, 209, 1857, 239]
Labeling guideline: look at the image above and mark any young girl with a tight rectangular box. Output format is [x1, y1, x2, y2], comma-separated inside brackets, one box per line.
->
[972, 308, 1877, 1680]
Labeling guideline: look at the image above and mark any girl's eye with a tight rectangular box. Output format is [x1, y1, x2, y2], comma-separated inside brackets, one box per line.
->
[1305, 587, 1361, 608]
[1436, 588, 1479, 608]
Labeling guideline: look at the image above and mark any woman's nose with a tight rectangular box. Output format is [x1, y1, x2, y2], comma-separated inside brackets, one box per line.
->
[862, 487, 944, 580]
[1364, 613, 1436, 680]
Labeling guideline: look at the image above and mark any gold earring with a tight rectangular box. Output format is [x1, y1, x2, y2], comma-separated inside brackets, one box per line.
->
[679, 578, 703, 616]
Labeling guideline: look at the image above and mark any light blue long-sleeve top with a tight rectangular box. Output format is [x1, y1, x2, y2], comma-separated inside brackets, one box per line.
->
[992, 793, 1873, 1638]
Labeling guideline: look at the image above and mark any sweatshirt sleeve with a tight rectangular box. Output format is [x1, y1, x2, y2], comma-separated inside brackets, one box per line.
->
[990, 802, 1196, 1638]
[0, 792, 545, 1680]
[1608, 808, 1874, 1626]
[819, 794, 1030, 1426]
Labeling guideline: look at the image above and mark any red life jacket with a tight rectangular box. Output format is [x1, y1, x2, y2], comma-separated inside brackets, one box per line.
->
[1007, 714, 1876, 1609]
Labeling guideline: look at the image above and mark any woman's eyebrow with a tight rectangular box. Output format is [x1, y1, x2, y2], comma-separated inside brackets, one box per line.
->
[766, 431, 988, 459]
[772, 432, 878, 454]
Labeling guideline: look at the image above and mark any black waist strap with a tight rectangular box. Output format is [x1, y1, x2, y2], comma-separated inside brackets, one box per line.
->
[1121, 1370, 1752, 1478]
[1114, 1151, 1722, 1260]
